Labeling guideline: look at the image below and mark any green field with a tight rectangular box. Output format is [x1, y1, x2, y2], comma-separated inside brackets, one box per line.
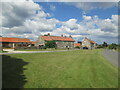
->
[0, 50, 8, 53]
[2, 50, 118, 88]
[116, 48, 120, 53]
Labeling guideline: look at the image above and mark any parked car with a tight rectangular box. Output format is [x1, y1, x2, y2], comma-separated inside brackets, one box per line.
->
[83, 47, 88, 49]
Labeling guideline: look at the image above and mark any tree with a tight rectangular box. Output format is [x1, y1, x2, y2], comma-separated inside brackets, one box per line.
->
[45, 40, 57, 48]
[75, 46, 80, 49]
[97, 44, 103, 49]
[108, 43, 117, 49]
[102, 42, 108, 48]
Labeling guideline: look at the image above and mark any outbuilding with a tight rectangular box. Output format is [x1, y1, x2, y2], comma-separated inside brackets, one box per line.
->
[0, 37, 35, 49]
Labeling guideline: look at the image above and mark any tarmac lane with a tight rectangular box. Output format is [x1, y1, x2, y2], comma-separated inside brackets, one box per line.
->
[102, 49, 119, 68]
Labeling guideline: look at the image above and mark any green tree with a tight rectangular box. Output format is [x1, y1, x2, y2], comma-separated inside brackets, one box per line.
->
[102, 42, 108, 48]
[97, 44, 103, 49]
[45, 40, 57, 48]
[75, 46, 80, 49]
[108, 43, 117, 49]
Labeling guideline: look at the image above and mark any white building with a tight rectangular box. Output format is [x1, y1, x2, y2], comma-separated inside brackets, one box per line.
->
[82, 37, 97, 49]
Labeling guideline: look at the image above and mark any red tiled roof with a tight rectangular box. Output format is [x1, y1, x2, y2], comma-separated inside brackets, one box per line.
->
[41, 36, 74, 42]
[42, 36, 52, 41]
[74, 43, 81, 47]
[0, 37, 32, 43]
[85, 38, 96, 44]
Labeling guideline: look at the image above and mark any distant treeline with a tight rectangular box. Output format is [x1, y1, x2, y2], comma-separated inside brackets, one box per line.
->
[97, 42, 120, 50]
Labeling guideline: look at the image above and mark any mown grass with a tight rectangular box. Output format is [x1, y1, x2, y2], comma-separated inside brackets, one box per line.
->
[2, 50, 118, 88]
[0, 50, 8, 53]
[116, 48, 120, 53]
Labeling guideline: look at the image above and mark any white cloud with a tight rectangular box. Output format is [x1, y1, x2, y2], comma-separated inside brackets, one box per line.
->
[52, 14, 118, 43]
[111, 15, 118, 25]
[50, 5, 56, 11]
[1, 1, 119, 44]
[1, 1, 49, 28]
[83, 15, 92, 21]
[65, 2, 117, 11]
[2, 17, 61, 40]
[62, 19, 79, 30]
[93, 16, 118, 33]
[32, 0, 119, 2]
[1, 1, 58, 40]
[1, 0, 33, 2]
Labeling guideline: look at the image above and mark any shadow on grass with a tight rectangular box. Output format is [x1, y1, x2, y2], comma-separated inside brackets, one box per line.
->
[2, 55, 29, 88]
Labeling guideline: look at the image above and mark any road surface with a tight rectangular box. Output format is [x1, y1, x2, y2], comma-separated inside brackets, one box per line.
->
[102, 49, 119, 68]
[0, 50, 75, 55]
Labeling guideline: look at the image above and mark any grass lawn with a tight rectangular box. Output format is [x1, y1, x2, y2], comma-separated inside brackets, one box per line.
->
[2, 49, 118, 88]
[116, 49, 120, 53]
[0, 50, 8, 53]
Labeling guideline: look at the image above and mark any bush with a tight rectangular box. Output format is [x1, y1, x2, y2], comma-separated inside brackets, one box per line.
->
[43, 46, 47, 49]
[97, 45, 103, 49]
[45, 40, 57, 48]
[108, 43, 117, 49]
[102, 42, 108, 48]
[75, 46, 80, 49]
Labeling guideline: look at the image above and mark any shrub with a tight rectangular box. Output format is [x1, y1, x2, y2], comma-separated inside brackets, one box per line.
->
[43, 46, 47, 49]
[75, 46, 80, 49]
[102, 42, 108, 48]
[97, 45, 103, 49]
[45, 40, 57, 48]
[108, 43, 117, 49]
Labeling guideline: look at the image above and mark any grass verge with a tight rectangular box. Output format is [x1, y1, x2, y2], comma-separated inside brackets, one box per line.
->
[2, 49, 118, 88]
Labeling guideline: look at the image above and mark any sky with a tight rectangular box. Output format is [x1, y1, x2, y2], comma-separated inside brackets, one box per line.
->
[1, 0, 119, 44]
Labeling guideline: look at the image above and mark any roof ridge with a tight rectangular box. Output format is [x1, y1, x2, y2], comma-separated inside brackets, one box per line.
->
[49, 35, 72, 38]
[42, 35, 72, 38]
[48, 35, 53, 40]
[85, 38, 96, 44]
[1, 37, 29, 39]
[42, 35, 74, 42]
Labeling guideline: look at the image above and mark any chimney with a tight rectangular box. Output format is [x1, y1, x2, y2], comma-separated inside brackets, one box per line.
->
[69, 35, 72, 38]
[48, 33, 50, 36]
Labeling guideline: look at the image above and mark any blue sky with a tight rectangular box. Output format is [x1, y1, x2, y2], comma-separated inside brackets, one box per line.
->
[36, 2, 118, 44]
[38, 2, 83, 21]
[1, 1, 119, 44]
[37, 2, 118, 21]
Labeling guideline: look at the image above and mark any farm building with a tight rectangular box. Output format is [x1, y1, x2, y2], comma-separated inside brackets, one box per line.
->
[0, 37, 36, 49]
[82, 37, 97, 49]
[36, 33, 75, 49]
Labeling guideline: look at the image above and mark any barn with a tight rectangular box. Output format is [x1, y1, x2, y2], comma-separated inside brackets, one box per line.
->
[36, 33, 75, 49]
[0, 37, 35, 49]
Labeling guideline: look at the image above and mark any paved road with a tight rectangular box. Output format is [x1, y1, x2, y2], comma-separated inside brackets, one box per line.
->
[0, 50, 75, 55]
[102, 49, 119, 68]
